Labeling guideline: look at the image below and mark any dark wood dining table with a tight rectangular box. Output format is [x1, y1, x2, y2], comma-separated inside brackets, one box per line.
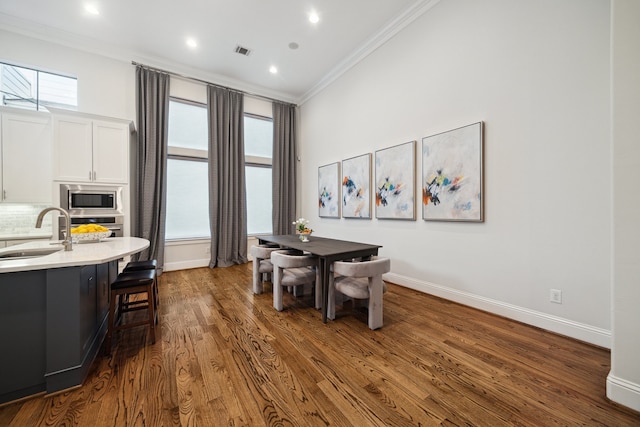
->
[258, 234, 382, 323]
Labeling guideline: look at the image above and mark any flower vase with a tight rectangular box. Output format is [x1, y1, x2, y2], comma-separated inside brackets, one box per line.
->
[297, 231, 311, 242]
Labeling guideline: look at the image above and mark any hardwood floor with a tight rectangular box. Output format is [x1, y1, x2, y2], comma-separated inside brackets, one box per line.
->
[1, 264, 639, 426]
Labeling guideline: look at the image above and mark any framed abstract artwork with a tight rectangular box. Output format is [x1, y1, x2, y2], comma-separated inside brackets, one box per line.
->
[318, 162, 340, 218]
[422, 121, 484, 222]
[342, 153, 372, 219]
[374, 141, 416, 220]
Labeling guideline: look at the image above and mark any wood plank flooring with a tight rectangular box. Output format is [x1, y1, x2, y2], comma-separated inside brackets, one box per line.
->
[1, 264, 639, 426]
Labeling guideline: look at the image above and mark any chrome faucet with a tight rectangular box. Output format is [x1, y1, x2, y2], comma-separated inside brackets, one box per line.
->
[36, 207, 73, 251]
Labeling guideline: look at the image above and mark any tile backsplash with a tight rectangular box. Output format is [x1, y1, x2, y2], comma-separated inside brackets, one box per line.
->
[0, 204, 53, 236]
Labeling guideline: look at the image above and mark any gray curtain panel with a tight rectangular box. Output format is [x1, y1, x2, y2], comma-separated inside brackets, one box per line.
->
[272, 102, 297, 235]
[207, 85, 248, 267]
[134, 66, 170, 273]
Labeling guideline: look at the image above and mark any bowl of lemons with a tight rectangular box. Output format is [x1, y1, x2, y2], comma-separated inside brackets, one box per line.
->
[70, 224, 112, 242]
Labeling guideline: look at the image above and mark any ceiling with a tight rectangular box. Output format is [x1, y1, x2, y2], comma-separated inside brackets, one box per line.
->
[0, 0, 438, 104]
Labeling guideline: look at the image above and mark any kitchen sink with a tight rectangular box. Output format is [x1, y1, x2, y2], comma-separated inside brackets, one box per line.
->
[0, 247, 64, 261]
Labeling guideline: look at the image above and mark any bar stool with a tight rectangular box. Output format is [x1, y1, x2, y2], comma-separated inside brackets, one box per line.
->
[123, 259, 159, 309]
[123, 259, 157, 272]
[106, 269, 157, 354]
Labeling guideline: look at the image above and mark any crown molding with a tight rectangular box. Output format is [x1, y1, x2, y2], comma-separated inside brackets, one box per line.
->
[297, 0, 441, 105]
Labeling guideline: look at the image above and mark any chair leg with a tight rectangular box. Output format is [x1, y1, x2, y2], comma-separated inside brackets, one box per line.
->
[273, 267, 284, 311]
[314, 268, 322, 310]
[154, 274, 159, 307]
[327, 274, 336, 320]
[154, 279, 159, 325]
[106, 290, 117, 354]
[117, 293, 125, 321]
[292, 285, 303, 297]
[368, 276, 384, 330]
[252, 258, 263, 294]
[147, 283, 156, 344]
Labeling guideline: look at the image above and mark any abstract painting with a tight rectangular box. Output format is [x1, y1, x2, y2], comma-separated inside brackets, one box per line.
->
[342, 153, 371, 219]
[318, 162, 340, 218]
[422, 122, 484, 222]
[375, 141, 416, 220]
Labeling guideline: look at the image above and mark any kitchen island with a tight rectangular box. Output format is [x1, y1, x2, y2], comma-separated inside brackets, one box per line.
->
[0, 237, 149, 404]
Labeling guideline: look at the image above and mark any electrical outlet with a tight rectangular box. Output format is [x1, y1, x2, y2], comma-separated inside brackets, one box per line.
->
[550, 289, 562, 304]
[205, 246, 210, 254]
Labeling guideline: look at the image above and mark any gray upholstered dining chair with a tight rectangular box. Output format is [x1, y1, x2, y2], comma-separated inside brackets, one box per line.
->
[327, 256, 390, 330]
[251, 244, 280, 294]
[270, 249, 320, 311]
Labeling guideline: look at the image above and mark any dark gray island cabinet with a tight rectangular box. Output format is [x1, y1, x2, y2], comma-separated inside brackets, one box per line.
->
[0, 260, 117, 404]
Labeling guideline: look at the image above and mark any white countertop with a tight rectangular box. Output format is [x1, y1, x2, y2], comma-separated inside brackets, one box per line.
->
[0, 237, 150, 273]
[0, 232, 53, 241]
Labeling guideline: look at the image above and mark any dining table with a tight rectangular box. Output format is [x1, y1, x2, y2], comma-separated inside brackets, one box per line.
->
[258, 234, 382, 323]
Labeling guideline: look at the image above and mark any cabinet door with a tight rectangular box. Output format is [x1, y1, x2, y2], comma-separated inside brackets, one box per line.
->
[79, 265, 98, 353]
[53, 116, 93, 182]
[1, 112, 52, 203]
[93, 120, 129, 184]
[96, 262, 110, 324]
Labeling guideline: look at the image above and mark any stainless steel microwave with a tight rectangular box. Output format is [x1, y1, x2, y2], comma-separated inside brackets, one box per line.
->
[60, 184, 124, 216]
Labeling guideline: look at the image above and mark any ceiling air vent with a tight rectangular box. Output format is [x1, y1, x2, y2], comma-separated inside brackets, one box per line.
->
[234, 45, 251, 56]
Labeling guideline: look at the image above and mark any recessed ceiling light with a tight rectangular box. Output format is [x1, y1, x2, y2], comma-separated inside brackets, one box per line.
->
[309, 11, 319, 24]
[288, 42, 299, 50]
[84, 3, 100, 15]
[186, 38, 198, 49]
[269, 66, 278, 74]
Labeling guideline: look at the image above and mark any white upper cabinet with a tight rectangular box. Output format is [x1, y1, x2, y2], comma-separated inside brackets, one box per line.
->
[92, 120, 129, 184]
[53, 116, 93, 182]
[52, 111, 130, 184]
[0, 109, 53, 203]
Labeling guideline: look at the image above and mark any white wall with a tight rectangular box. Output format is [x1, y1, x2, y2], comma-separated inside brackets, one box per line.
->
[299, 0, 612, 346]
[608, 0, 640, 412]
[0, 29, 134, 121]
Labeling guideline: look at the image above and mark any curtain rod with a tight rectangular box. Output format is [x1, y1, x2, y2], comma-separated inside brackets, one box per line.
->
[131, 61, 297, 107]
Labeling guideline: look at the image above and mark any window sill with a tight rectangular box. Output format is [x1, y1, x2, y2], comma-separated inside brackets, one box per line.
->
[165, 238, 210, 247]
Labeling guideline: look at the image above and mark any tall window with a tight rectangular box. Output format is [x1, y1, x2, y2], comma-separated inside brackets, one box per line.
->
[165, 100, 273, 239]
[245, 114, 273, 235]
[0, 62, 77, 111]
[165, 98, 210, 240]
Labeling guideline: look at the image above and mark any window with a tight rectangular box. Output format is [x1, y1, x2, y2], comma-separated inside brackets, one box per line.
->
[166, 158, 209, 239]
[244, 114, 273, 235]
[165, 100, 273, 239]
[0, 62, 77, 111]
[165, 98, 210, 240]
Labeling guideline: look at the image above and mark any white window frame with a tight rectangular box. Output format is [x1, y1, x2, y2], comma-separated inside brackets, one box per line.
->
[167, 97, 208, 159]
[0, 61, 78, 111]
[166, 97, 210, 243]
[244, 112, 273, 236]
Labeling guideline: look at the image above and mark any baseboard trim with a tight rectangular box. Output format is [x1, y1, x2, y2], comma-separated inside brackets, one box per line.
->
[384, 272, 611, 349]
[607, 374, 640, 412]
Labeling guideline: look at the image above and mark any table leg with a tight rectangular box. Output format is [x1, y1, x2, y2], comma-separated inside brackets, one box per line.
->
[320, 257, 330, 323]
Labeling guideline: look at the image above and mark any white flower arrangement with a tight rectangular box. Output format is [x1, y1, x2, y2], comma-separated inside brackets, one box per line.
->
[292, 218, 312, 233]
